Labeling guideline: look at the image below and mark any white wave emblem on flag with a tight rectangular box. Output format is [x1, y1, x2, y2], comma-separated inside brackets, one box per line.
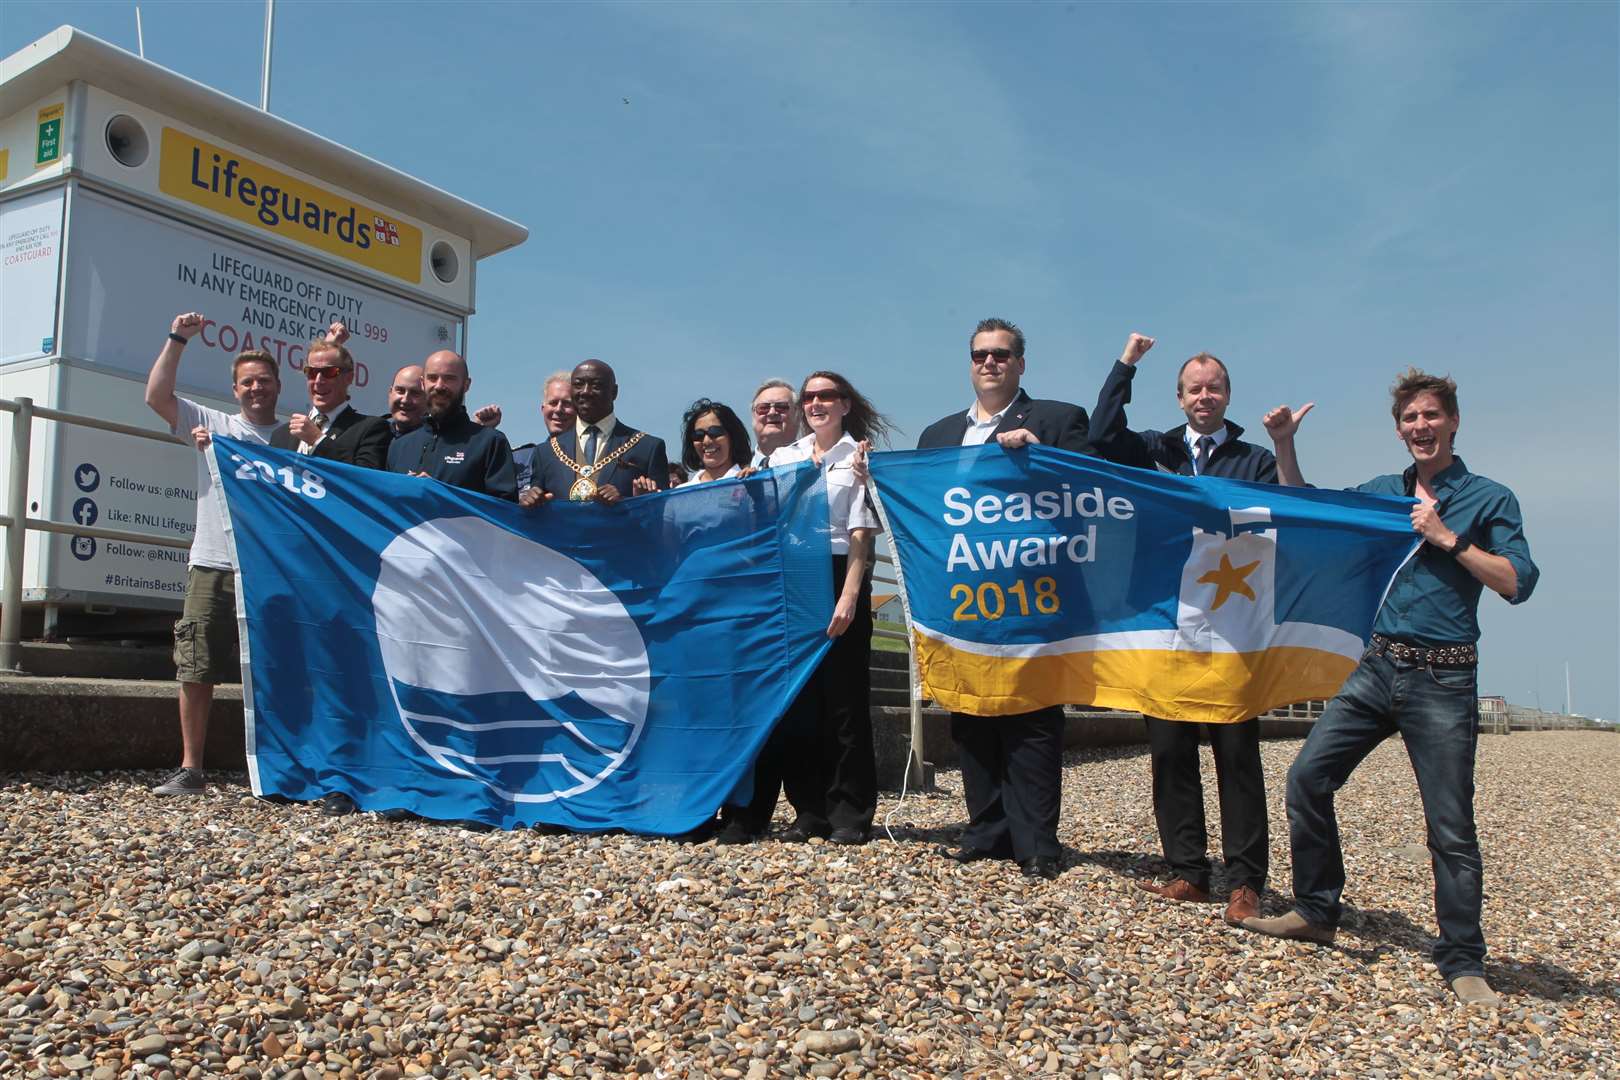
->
[372, 516, 650, 802]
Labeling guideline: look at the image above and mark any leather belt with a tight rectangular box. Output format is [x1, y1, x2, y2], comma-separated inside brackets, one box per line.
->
[1368, 633, 1477, 667]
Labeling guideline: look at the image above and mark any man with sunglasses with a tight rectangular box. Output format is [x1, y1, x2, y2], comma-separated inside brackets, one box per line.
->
[917, 317, 1091, 880]
[145, 312, 288, 796]
[748, 378, 800, 467]
[271, 322, 391, 468]
[520, 359, 668, 506]
[1087, 333, 1281, 927]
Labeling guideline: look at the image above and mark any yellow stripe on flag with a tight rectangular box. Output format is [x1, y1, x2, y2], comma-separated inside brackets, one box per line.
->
[916, 632, 1356, 723]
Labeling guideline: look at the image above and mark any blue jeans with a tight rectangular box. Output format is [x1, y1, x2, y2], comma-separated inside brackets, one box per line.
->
[1285, 649, 1485, 980]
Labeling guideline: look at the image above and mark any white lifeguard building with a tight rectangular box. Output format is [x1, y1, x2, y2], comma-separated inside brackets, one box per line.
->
[0, 26, 527, 645]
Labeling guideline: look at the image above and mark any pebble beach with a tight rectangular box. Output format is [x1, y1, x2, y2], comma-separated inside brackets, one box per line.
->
[3, 730, 1616, 1079]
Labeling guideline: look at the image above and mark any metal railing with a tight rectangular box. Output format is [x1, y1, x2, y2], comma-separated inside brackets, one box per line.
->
[1, 396, 191, 672]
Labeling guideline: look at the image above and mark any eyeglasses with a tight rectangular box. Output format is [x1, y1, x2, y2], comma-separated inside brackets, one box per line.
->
[753, 402, 792, 416]
[305, 365, 347, 382]
[970, 348, 1016, 365]
[800, 389, 847, 405]
[690, 425, 729, 442]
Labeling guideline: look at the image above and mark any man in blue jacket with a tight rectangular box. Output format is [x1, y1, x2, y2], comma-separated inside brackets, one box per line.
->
[386, 350, 517, 500]
[520, 359, 668, 506]
[1245, 370, 1537, 1008]
[1088, 333, 1276, 927]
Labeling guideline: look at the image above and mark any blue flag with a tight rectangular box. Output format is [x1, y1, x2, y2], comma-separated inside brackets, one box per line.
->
[869, 445, 1419, 722]
[209, 436, 832, 833]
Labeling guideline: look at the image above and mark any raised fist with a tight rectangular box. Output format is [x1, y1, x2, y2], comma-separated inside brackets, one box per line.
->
[1119, 333, 1155, 366]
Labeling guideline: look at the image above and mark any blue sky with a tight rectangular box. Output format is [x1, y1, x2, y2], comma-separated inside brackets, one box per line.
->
[6, 2, 1616, 720]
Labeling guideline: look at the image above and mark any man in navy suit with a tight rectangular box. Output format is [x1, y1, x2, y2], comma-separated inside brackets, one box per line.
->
[271, 323, 391, 468]
[916, 317, 1090, 881]
[519, 359, 668, 506]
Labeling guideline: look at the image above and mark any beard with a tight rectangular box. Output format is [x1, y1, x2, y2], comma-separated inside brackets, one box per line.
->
[428, 387, 466, 418]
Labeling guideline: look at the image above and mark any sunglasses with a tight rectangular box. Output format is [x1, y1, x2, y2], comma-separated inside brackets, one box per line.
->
[800, 389, 847, 405]
[691, 425, 729, 442]
[970, 348, 1016, 365]
[753, 402, 792, 415]
[305, 365, 348, 382]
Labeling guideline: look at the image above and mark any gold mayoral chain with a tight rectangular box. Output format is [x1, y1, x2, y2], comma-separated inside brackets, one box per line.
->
[551, 432, 646, 501]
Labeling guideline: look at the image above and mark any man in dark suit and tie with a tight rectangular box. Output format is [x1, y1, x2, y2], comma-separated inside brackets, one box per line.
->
[272, 323, 391, 468]
[917, 317, 1091, 880]
[520, 359, 668, 507]
[1087, 333, 1279, 927]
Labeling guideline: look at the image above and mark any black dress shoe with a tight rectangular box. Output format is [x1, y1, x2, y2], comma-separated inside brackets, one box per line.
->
[716, 820, 758, 845]
[936, 844, 997, 864]
[320, 793, 357, 816]
[1019, 855, 1060, 880]
[828, 827, 868, 846]
[778, 821, 829, 843]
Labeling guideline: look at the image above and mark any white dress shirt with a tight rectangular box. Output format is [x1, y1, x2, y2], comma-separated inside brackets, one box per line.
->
[1183, 425, 1228, 475]
[768, 432, 879, 554]
[679, 464, 743, 486]
[575, 414, 619, 463]
[961, 399, 1015, 447]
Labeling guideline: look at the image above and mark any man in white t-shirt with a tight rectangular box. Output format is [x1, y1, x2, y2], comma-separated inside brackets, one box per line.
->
[145, 311, 287, 795]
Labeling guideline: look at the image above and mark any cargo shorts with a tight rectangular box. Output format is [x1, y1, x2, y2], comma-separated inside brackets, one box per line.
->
[173, 565, 240, 684]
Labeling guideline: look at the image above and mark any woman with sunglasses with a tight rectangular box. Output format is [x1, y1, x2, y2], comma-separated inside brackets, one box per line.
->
[677, 399, 752, 485]
[718, 371, 894, 846]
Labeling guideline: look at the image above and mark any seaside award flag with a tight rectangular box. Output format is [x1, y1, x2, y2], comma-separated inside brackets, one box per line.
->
[208, 436, 833, 833]
[869, 445, 1420, 722]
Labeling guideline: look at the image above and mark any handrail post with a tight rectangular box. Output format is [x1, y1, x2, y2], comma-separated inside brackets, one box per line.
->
[1, 397, 33, 673]
[906, 631, 930, 791]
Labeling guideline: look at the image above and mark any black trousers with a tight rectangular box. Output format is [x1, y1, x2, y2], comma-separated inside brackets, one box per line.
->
[724, 556, 875, 834]
[951, 706, 1064, 861]
[1145, 715, 1268, 894]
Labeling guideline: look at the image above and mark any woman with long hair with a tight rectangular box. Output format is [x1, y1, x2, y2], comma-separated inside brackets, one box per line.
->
[677, 399, 752, 485]
[717, 371, 894, 846]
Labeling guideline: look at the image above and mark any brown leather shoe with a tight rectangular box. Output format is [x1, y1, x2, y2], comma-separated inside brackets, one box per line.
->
[1224, 885, 1260, 926]
[1137, 877, 1211, 904]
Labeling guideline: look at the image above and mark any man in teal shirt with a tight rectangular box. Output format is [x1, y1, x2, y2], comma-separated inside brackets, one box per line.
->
[1246, 368, 1537, 1008]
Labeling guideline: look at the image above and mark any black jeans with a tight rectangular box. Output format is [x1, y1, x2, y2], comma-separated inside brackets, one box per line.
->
[951, 706, 1064, 862]
[724, 556, 874, 834]
[1145, 716, 1268, 894]
[1286, 650, 1485, 979]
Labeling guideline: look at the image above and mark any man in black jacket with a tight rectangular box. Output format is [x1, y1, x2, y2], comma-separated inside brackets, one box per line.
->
[917, 317, 1090, 881]
[1088, 332, 1276, 926]
[272, 323, 392, 468]
[386, 350, 517, 500]
[520, 359, 668, 507]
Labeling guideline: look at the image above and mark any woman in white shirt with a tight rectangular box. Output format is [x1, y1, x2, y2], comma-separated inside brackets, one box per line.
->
[677, 399, 752, 485]
[718, 371, 893, 847]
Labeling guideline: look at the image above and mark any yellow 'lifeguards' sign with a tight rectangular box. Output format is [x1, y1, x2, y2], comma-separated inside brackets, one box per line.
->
[158, 127, 422, 284]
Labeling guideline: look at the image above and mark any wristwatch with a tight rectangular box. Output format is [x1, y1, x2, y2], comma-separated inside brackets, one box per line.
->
[1448, 534, 1472, 558]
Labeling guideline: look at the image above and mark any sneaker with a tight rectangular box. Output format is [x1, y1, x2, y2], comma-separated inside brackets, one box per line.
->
[153, 767, 206, 796]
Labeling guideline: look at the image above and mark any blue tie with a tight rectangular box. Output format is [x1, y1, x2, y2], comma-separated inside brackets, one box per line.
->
[583, 425, 600, 466]
[1194, 435, 1214, 476]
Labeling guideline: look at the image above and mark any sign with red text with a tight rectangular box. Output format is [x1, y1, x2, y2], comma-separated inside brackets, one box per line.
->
[59, 189, 461, 410]
[0, 185, 64, 363]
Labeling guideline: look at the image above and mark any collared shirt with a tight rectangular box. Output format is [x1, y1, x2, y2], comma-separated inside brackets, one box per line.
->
[304, 399, 352, 453]
[769, 432, 880, 553]
[680, 464, 743, 486]
[1355, 457, 1538, 646]
[961, 399, 1016, 447]
[575, 414, 618, 464]
[1183, 425, 1228, 474]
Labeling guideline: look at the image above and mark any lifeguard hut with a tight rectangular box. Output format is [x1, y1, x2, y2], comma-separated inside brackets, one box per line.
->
[0, 26, 527, 655]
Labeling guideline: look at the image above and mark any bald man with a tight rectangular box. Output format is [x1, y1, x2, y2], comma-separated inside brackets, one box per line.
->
[520, 359, 667, 506]
[387, 364, 427, 436]
[385, 350, 517, 499]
